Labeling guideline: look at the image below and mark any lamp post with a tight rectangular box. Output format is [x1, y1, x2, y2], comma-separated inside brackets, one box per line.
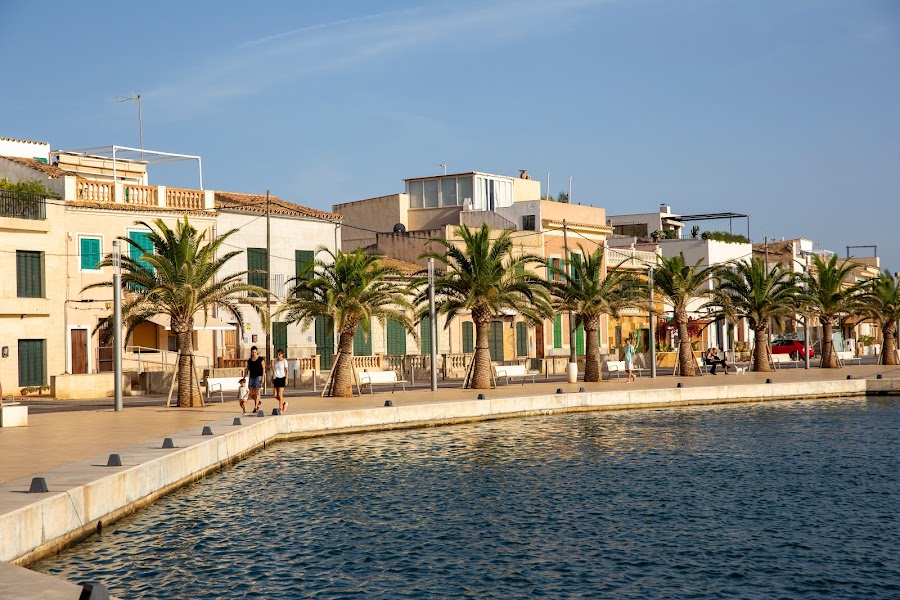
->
[649, 266, 656, 378]
[428, 258, 437, 392]
[112, 240, 123, 412]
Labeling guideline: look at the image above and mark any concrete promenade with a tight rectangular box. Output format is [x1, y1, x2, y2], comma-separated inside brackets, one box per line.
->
[2, 364, 900, 596]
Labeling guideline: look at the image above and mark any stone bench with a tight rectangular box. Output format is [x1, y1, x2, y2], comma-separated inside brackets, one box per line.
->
[495, 364, 538, 385]
[358, 370, 407, 394]
[0, 399, 28, 427]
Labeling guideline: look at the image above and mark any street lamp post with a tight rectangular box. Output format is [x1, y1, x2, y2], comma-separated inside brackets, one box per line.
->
[112, 240, 123, 412]
[649, 266, 656, 378]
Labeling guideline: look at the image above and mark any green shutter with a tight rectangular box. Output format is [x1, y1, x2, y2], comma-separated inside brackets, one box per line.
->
[128, 231, 154, 272]
[80, 238, 101, 270]
[570, 252, 582, 281]
[247, 247, 267, 293]
[295, 250, 314, 280]
[315, 315, 334, 370]
[16, 251, 43, 298]
[489, 321, 504, 361]
[576, 324, 585, 356]
[462, 321, 474, 353]
[353, 324, 373, 356]
[516, 322, 528, 357]
[387, 320, 407, 355]
[273, 322, 288, 356]
[553, 314, 562, 348]
[18, 339, 45, 386]
[420, 318, 432, 355]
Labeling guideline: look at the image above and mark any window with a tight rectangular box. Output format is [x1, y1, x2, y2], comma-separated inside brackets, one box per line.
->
[273, 322, 288, 355]
[441, 178, 458, 207]
[522, 215, 536, 231]
[16, 250, 44, 298]
[575, 324, 585, 356]
[420, 317, 438, 354]
[18, 339, 45, 386]
[353, 325, 372, 356]
[247, 248, 267, 293]
[516, 322, 528, 357]
[488, 321, 504, 361]
[315, 316, 335, 371]
[462, 321, 474, 353]
[457, 176, 473, 206]
[387, 320, 407, 355]
[553, 314, 563, 348]
[79, 236, 102, 271]
[424, 179, 439, 208]
[128, 231, 154, 273]
[295, 250, 315, 280]
[570, 252, 582, 282]
[408, 180, 424, 208]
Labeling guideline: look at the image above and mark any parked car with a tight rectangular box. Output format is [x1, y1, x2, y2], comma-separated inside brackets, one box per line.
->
[771, 339, 814, 360]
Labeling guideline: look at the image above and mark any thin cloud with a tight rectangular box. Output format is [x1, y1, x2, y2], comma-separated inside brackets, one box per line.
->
[239, 9, 419, 48]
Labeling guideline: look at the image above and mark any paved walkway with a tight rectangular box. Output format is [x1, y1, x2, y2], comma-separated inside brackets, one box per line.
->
[4, 363, 899, 485]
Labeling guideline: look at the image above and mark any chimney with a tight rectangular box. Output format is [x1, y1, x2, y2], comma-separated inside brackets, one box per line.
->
[519, 169, 531, 180]
[660, 204, 671, 214]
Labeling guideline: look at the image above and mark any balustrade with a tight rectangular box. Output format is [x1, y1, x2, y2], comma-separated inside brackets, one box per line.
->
[77, 179, 114, 203]
[166, 188, 204, 209]
[123, 184, 157, 206]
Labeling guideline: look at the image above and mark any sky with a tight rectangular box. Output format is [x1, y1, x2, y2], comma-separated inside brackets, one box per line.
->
[1, 0, 898, 270]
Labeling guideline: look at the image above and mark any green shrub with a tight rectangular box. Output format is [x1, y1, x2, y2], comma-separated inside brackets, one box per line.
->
[700, 230, 750, 244]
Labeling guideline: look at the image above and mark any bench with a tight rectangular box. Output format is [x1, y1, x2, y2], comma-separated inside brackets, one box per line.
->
[495, 364, 538, 385]
[837, 351, 862, 366]
[205, 377, 240, 403]
[771, 354, 800, 369]
[604, 360, 644, 379]
[0, 398, 28, 428]
[358, 370, 407, 394]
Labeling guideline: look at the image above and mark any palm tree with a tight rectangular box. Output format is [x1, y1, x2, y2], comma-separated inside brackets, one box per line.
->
[653, 253, 716, 376]
[85, 217, 266, 407]
[709, 258, 800, 372]
[422, 224, 551, 389]
[550, 245, 642, 381]
[278, 248, 414, 397]
[859, 271, 900, 365]
[800, 255, 866, 368]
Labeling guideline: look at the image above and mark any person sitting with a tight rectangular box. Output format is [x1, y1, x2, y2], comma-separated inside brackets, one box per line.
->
[705, 347, 729, 375]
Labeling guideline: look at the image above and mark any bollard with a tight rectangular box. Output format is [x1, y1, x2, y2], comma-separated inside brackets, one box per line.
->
[162, 438, 176, 449]
[79, 582, 111, 600]
[676, 383, 683, 388]
[201, 426, 213, 436]
[272, 408, 282, 416]
[556, 388, 564, 394]
[477, 393, 486, 400]
[257, 410, 265, 417]
[766, 379, 772, 384]
[579, 387, 586, 393]
[29, 477, 49, 493]
[846, 375, 853, 380]
[384, 400, 393, 407]
[106, 454, 122, 467]
[232, 418, 242, 426]
[877, 374, 883, 379]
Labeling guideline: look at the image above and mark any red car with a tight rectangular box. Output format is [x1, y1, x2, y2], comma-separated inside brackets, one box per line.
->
[771, 339, 814, 360]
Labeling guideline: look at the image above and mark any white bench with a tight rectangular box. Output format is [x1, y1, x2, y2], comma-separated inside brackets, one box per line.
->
[605, 360, 643, 379]
[358, 370, 407, 394]
[495, 364, 538, 385]
[205, 377, 241, 403]
[837, 351, 862, 366]
[771, 354, 800, 369]
[0, 398, 28, 427]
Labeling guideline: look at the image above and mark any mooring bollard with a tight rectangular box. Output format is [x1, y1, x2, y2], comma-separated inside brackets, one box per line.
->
[579, 387, 586, 393]
[79, 582, 111, 600]
[676, 383, 684, 388]
[106, 454, 122, 467]
[232, 418, 242, 426]
[384, 400, 393, 407]
[766, 379, 772, 384]
[162, 438, 176, 449]
[877, 374, 883, 379]
[556, 388, 564, 394]
[201, 426, 213, 435]
[272, 408, 282, 416]
[257, 410, 265, 417]
[477, 393, 486, 400]
[29, 477, 49, 493]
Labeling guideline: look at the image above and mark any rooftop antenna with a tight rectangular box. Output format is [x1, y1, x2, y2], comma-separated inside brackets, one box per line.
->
[114, 92, 143, 159]
[437, 162, 447, 175]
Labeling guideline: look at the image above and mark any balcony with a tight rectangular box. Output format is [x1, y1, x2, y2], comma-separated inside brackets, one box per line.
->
[75, 178, 212, 210]
[0, 189, 46, 220]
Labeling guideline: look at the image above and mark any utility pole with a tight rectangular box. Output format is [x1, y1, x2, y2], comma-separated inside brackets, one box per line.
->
[428, 258, 437, 392]
[563, 219, 576, 365]
[649, 265, 656, 378]
[265, 190, 272, 392]
[112, 240, 123, 411]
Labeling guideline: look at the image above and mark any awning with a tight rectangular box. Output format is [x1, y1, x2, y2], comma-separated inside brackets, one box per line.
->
[145, 314, 234, 331]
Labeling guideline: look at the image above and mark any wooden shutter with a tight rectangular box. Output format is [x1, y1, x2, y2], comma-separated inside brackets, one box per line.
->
[16, 251, 43, 298]
[18, 339, 45, 386]
[315, 315, 334, 370]
[295, 250, 314, 280]
[576, 324, 585, 356]
[553, 314, 562, 348]
[80, 238, 101, 270]
[353, 323, 372, 356]
[387, 320, 407, 356]
[488, 321, 504, 361]
[273, 322, 288, 355]
[462, 321, 474, 353]
[516, 322, 528, 357]
[128, 231, 154, 272]
[247, 248, 267, 292]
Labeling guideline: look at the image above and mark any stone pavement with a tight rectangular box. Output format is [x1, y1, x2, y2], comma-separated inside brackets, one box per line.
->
[4, 363, 899, 486]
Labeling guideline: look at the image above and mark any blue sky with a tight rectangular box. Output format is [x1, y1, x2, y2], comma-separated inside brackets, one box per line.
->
[2, 0, 898, 269]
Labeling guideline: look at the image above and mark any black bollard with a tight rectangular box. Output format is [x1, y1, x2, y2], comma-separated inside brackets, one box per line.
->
[676, 382, 684, 388]
[79, 582, 111, 600]
[384, 400, 393, 407]
[162, 438, 176, 449]
[766, 379, 772, 384]
[272, 408, 282, 416]
[201, 426, 213, 435]
[477, 393, 486, 400]
[257, 410, 265, 417]
[106, 454, 122, 467]
[232, 418, 242, 426]
[579, 387, 586, 393]
[29, 477, 49, 493]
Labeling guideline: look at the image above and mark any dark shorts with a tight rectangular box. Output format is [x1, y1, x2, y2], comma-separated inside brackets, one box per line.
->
[273, 376, 286, 388]
[248, 376, 263, 389]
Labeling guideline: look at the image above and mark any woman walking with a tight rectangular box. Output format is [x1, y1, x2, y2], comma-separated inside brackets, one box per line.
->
[273, 348, 288, 413]
[624, 338, 637, 382]
[243, 346, 265, 413]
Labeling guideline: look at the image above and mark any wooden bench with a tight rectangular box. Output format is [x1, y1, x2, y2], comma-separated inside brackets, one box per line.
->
[358, 370, 407, 394]
[495, 364, 538, 385]
[837, 351, 862, 366]
[205, 377, 240, 403]
[771, 354, 800, 369]
[0, 398, 28, 428]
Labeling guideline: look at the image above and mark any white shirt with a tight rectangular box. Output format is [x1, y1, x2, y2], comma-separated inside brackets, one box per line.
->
[273, 359, 288, 378]
[238, 385, 249, 400]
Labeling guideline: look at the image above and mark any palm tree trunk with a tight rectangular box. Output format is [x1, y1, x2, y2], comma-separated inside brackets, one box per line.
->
[881, 321, 897, 366]
[584, 320, 601, 382]
[752, 326, 771, 372]
[331, 330, 355, 397]
[471, 317, 492, 389]
[820, 318, 839, 368]
[676, 314, 696, 376]
[176, 328, 201, 407]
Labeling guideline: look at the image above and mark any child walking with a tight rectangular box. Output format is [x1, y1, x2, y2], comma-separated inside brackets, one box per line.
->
[237, 377, 249, 413]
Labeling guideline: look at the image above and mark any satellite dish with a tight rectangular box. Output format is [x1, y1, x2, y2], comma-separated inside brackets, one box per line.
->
[393, 223, 407, 234]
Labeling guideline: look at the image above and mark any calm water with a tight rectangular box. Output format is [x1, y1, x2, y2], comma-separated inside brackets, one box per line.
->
[33, 398, 900, 598]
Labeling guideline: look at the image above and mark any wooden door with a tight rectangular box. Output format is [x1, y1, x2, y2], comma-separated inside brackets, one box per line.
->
[71, 329, 88, 374]
[535, 324, 545, 358]
[224, 329, 237, 359]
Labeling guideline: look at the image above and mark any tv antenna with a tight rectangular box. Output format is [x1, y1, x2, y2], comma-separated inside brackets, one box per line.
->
[437, 162, 447, 175]
[114, 92, 143, 158]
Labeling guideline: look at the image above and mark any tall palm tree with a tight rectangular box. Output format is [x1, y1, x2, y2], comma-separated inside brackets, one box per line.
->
[550, 245, 642, 382]
[709, 258, 800, 372]
[85, 217, 266, 407]
[859, 271, 900, 365]
[422, 224, 551, 389]
[653, 253, 716, 376]
[800, 255, 866, 368]
[278, 248, 414, 397]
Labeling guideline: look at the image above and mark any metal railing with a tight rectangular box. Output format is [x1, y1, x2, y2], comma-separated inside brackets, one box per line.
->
[97, 346, 211, 373]
[0, 189, 47, 220]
